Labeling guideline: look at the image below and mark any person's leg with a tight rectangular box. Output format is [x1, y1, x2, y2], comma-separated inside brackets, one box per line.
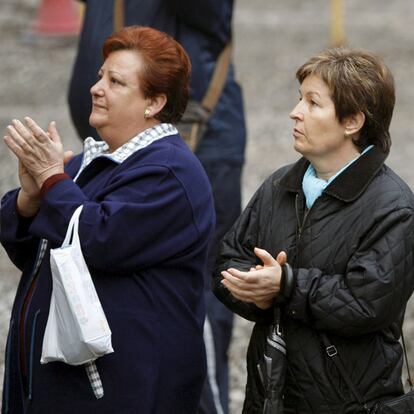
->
[198, 160, 242, 414]
[203, 291, 234, 412]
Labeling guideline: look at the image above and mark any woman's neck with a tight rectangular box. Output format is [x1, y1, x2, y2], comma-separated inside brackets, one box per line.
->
[309, 147, 361, 181]
[99, 119, 161, 153]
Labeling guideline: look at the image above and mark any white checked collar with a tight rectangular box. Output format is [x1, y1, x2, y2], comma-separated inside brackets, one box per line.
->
[73, 123, 178, 181]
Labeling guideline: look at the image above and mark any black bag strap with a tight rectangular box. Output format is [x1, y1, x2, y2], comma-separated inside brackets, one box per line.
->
[321, 328, 413, 411]
[320, 333, 370, 412]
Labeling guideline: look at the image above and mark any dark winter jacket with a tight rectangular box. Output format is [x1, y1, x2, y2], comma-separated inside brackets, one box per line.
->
[0, 134, 215, 414]
[214, 147, 414, 413]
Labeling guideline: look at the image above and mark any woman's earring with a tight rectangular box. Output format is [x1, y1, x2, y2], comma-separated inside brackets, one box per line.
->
[144, 108, 151, 119]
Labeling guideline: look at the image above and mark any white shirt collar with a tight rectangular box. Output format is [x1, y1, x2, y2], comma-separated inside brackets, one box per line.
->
[74, 123, 178, 181]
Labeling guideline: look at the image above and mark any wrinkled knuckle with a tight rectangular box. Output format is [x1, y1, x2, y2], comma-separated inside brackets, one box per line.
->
[21, 141, 31, 150]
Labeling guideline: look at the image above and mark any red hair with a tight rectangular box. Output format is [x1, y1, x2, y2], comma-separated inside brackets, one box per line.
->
[103, 26, 191, 123]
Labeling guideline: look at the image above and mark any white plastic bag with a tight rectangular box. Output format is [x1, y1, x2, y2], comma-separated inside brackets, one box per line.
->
[41, 205, 114, 366]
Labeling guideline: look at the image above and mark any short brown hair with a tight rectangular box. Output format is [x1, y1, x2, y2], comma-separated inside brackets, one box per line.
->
[296, 48, 395, 153]
[103, 26, 191, 123]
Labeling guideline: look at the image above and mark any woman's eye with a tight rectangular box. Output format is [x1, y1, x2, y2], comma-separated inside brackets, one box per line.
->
[111, 78, 121, 85]
[310, 100, 318, 107]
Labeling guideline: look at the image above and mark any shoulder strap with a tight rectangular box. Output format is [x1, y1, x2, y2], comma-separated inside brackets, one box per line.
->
[112, 1, 231, 114]
[320, 333, 370, 412]
[321, 329, 413, 409]
[114, 0, 124, 32]
[201, 42, 232, 112]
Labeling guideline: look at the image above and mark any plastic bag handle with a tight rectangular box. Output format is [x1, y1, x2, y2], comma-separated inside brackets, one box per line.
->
[61, 205, 84, 248]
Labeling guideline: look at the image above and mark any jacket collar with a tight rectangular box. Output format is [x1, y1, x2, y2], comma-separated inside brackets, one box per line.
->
[279, 146, 388, 202]
[73, 123, 177, 182]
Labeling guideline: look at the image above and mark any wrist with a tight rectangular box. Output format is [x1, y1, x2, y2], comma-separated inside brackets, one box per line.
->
[255, 299, 274, 310]
[17, 190, 41, 217]
[35, 166, 64, 188]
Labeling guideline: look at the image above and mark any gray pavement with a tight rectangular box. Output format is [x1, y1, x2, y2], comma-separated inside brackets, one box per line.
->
[1, 1, 414, 412]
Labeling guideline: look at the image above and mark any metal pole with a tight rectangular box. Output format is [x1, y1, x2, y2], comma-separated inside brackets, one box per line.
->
[331, 0, 345, 46]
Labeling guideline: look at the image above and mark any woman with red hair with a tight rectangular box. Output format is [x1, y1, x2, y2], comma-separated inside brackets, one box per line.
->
[2, 26, 215, 413]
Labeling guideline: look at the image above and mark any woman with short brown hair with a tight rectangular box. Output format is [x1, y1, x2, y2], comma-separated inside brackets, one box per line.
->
[214, 48, 414, 413]
[296, 48, 395, 152]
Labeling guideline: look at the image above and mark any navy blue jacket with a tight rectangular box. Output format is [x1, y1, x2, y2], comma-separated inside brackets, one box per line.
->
[1, 134, 215, 413]
[68, 0, 246, 164]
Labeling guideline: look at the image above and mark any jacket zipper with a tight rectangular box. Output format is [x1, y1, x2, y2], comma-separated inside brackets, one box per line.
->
[18, 239, 48, 399]
[295, 193, 310, 241]
[28, 309, 41, 401]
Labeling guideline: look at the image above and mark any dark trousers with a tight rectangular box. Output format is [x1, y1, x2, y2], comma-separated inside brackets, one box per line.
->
[198, 160, 243, 414]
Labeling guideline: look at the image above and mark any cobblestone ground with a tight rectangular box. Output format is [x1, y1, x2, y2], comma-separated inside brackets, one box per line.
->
[0, 1, 414, 412]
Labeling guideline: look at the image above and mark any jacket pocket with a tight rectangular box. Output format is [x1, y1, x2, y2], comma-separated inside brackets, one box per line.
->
[28, 309, 40, 401]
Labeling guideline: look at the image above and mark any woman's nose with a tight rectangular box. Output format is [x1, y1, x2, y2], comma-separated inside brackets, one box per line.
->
[90, 79, 104, 96]
[289, 101, 303, 120]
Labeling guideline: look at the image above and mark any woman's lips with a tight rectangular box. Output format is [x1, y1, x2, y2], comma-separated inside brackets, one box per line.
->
[92, 103, 107, 110]
[293, 128, 304, 138]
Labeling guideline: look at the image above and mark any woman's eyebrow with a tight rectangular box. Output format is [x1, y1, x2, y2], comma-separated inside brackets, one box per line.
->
[305, 90, 321, 98]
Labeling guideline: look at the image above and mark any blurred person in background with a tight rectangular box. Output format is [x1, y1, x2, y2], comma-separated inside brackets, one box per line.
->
[68, 1, 246, 413]
[1, 26, 214, 413]
[214, 48, 414, 413]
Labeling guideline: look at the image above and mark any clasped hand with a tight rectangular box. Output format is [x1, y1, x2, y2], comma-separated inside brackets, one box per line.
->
[4, 117, 66, 189]
[221, 247, 287, 310]
[4, 117, 73, 216]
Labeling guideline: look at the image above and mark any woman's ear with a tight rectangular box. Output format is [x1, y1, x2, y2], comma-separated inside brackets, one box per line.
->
[147, 94, 167, 118]
[344, 111, 365, 136]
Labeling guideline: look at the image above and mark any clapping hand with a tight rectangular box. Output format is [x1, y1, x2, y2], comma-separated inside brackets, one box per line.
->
[221, 247, 287, 310]
[4, 117, 73, 216]
[4, 117, 66, 187]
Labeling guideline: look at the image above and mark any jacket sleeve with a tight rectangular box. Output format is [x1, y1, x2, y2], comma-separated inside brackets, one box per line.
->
[28, 164, 210, 272]
[0, 189, 40, 271]
[213, 181, 273, 323]
[285, 207, 414, 336]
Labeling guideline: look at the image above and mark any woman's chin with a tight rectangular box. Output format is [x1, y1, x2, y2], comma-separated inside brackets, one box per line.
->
[89, 116, 98, 128]
[293, 142, 305, 155]
[89, 111, 107, 129]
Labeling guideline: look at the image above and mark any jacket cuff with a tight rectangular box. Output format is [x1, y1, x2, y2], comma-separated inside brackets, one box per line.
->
[275, 262, 296, 305]
[40, 173, 71, 197]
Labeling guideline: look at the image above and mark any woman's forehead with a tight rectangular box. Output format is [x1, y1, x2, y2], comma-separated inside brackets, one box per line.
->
[300, 75, 330, 96]
[102, 50, 143, 77]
